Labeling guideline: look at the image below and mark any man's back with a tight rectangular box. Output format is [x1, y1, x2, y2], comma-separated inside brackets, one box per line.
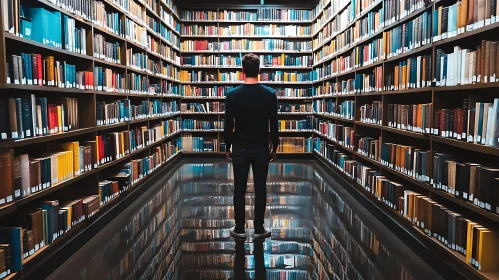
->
[224, 84, 278, 149]
[226, 53, 278, 240]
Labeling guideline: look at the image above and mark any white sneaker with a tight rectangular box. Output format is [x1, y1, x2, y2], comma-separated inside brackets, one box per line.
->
[253, 227, 271, 239]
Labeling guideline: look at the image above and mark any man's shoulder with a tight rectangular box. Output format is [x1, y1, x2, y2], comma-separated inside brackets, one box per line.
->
[259, 84, 275, 95]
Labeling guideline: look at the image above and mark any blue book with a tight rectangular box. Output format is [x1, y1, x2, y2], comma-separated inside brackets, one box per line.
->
[477, 103, 484, 141]
[0, 227, 22, 272]
[433, 10, 438, 38]
[448, 3, 457, 35]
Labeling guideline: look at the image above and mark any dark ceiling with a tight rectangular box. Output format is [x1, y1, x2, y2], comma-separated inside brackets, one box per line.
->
[175, 0, 318, 9]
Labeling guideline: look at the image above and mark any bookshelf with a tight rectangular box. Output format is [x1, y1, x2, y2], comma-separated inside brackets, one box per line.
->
[178, 7, 316, 154]
[311, 0, 499, 278]
[0, 0, 183, 278]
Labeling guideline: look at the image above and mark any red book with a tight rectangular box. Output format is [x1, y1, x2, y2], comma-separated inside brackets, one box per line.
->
[440, 110, 446, 135]
[36, 54, 43, 86]
[457, 108, 464, 136]
[31, 54, 38, 85]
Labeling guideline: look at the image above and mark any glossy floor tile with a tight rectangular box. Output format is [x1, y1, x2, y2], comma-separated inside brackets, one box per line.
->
[48, 159, 443, 280]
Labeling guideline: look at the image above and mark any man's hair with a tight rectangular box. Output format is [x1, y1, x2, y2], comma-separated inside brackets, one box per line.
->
[242, 53, 260, 78]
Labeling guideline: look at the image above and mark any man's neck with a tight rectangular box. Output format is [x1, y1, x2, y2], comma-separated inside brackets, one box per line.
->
[245, 77, 259, 84]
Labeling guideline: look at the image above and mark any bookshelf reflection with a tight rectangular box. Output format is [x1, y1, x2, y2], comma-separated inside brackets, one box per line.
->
[50, 161, 441, 280]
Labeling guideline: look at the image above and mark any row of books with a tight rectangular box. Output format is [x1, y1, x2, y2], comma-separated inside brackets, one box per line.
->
[316, 137, 499, 273]
[279, 118, 314, 131]
[3, 0, 93, 38]
[313, 0, 344, 39]
[314, 138, 355, 174]
[276, 137, 313, 153]
[352, 158, 499, 272]
[435, 41, 499, 87]
[384, 55, 432, 90]
[180, 39, 312, 52]
[387, 103, 433, 134]
[181, 9, 312, 22]
[403, 191, 498, 271]
[181, 54, 313, 67]
[279, 103, 314, 113]
[353, 66, 383, 93]
[433, 0, 499, 42]
[180, 102, 224, 113]
[145, 15, 180, 44]
[179, 71, 313, 83]
[0, 144, 181, 277]
[93, 34, 121, 64]
[181, 135, 222, 152]
[434, 100, 499, 146]
[181, 24, 312, 37]
[180, 86, 313, 99]
[330, 9, 384, 56]
[93, 2, 125, 36]
[181, 120, 224, 131]
[21, 8, 88, 54]
[315, 121, 356, 149]
[383, 11, 432, 59]
[180, 85, 234, 98]
[382, 0, 427, 27]
[313, 1, 378, 49]
[0, 96, 79, 140]
[96, 100, 179, 126]
[433, 153, 499, 214]
[314, 100, 355, 120]
[7, 53, 92, 89]
[381, 142, 431, 183]
[360, 101, 382, 125]
[0, 197, 99, 274]
[5, 57, 173, 94]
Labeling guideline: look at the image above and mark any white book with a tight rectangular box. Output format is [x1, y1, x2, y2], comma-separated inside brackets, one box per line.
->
[455, 47, 462, 86]
[449, 50, 454, 86]
[487, 104, 496, 146]
[482, 103, 493, 144]
[461, 49, 469, 84]
[492, 98, 499, 146]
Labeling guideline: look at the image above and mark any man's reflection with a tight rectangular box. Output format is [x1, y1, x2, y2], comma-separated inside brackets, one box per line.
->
[233, 238, 267, 280]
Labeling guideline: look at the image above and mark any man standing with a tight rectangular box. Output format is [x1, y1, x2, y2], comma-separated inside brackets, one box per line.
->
[224, 53, 279, 239]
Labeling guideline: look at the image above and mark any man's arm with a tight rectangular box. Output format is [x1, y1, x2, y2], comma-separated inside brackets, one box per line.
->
[224, 94, 234, 153]
[269, 92, 279, 153]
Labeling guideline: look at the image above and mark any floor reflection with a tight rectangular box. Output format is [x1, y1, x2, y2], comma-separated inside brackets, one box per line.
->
[48, 160, 443, 280]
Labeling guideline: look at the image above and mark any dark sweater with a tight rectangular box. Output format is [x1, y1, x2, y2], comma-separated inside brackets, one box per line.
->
[224, 83, 279, 151]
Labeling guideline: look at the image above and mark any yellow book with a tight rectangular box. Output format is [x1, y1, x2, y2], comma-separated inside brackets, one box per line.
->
[120, 132, 125, 156]
[466, 222, 478, 264]
[72, 141, 80, 176]
[95, 136, 100, 165]
[478, 229, 499, 271]
[281, 53, 285, 66]
[57, 105, 62, 133]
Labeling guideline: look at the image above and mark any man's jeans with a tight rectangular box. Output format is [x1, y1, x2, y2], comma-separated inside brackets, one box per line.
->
[231, 143, 270, 230]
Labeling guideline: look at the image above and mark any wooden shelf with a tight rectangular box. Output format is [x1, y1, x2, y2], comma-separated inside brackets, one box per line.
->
[431, 135, 499, 156]
[5, 33, 93, 60]
[4, 127, 95, 148]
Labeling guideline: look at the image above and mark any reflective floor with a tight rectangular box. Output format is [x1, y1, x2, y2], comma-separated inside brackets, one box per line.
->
[48, 159, 443, 280]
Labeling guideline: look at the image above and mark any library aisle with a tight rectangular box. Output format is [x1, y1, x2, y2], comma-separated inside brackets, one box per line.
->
[48, 159, 442, 280]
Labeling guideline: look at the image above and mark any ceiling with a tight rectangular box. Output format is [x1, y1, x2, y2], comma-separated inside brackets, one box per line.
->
[175, 0, 318, 9]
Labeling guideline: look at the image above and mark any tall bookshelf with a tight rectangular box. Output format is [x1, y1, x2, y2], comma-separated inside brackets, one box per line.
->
[178, 7, 315, 154]
[0, 0, 182, 278]
[311, 0, 499, 278]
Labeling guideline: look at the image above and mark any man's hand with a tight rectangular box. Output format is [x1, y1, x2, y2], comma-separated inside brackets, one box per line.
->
[226, 151, 232, 161]
[270, 150, 276, 162]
